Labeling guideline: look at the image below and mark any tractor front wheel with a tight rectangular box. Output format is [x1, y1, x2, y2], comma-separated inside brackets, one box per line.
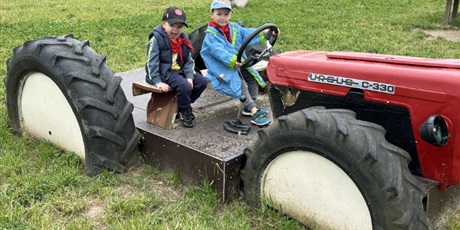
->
[241, 107, 430, 229]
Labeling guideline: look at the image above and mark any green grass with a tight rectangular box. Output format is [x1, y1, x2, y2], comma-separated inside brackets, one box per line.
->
[1, 0, 460, 229]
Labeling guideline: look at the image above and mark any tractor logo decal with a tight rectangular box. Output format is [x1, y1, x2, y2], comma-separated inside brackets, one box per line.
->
[308, 73, 395, 94]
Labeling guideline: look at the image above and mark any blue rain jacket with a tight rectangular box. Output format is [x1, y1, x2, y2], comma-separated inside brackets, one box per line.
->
[200, 22, 266, 98]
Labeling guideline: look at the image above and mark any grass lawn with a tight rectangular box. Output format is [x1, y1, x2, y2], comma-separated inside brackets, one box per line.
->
[1, 0, 460, 229]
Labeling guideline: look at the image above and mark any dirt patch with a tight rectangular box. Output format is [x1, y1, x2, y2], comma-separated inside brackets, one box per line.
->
[416, 28, 460, 42]
[84, 199, 106, 230]
[86, 204, 105, 219]
[118, 184, 137, 198]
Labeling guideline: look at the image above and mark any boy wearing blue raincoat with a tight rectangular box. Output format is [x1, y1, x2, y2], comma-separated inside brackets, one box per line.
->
[200, 0, 271, 126]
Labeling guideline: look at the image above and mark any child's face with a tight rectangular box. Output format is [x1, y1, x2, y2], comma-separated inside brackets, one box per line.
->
[162, 21, 184, 40]
[210, 8, 231, 28]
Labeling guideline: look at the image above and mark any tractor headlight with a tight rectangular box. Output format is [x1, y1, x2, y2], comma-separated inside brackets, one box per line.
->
[419, 115, 449, 146]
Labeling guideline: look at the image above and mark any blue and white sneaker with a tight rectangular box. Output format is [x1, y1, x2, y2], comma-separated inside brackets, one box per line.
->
[243, 107, 268, 117]
[251, 109, 270, 126]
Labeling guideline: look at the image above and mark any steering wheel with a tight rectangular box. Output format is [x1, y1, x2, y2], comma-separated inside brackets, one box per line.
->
[236, 24, 279, 69]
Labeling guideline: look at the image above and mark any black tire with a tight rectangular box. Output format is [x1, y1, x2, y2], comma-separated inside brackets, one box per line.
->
[241, 107, 430, 229]
[5, 34, 141, 176]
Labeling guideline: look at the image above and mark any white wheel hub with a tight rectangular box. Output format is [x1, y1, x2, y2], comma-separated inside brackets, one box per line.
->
[19, 72, 86, 160]
[262, 150, 372, 229]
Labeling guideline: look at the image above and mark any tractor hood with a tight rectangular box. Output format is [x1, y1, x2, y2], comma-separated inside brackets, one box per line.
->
[266, 50, 460, 98]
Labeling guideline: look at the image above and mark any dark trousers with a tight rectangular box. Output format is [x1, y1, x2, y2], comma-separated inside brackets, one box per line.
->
[167, 70, 208, 111]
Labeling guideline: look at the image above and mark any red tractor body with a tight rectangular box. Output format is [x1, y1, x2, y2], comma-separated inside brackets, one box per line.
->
[267, 50, 459, 189]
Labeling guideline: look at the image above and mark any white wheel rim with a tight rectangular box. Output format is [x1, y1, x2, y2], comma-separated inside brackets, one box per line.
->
[262, 150, 372, 230]
[19, 72, 86, 160]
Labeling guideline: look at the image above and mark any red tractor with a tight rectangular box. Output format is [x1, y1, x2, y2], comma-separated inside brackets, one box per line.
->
[242, 49, 457, 229]
[4, 24, 459, 229]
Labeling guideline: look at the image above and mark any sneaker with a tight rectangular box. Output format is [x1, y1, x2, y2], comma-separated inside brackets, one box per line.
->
[177, 107, 195, 120]
[242, 107, 268, 117]
[251, 109, 271, 126]
[178, 108, 194, 128]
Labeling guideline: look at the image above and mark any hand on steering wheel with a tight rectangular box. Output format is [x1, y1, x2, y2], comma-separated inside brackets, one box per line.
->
[236, 24, 279, 69]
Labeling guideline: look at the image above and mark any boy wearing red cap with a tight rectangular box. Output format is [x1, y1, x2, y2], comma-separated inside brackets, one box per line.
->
[145, 7, 207, 128]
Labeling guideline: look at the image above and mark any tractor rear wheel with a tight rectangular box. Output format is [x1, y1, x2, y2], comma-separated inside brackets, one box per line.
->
[241, 107, 430, 229]
[5, 35, 141, 176]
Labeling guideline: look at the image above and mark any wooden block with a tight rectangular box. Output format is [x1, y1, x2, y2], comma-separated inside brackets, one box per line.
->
[132, 81, 177, 129]
[132, 81, 162, 96]
[146, 91, 178, 130]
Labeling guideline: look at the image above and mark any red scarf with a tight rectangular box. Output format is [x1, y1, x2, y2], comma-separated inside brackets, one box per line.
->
[208, 21, 232, 43]
[169, 37, 194, 63]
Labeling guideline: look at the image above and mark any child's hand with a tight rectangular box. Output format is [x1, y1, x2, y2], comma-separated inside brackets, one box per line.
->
[264, 28, 280, 37]
[157, 82, 171, 92]
[235, 62, 243, 68]
[187, 78, 193, 89]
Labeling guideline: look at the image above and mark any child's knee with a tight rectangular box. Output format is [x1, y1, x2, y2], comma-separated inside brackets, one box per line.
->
[175, 82, 191, 94]
[196, 77, 208, 89]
